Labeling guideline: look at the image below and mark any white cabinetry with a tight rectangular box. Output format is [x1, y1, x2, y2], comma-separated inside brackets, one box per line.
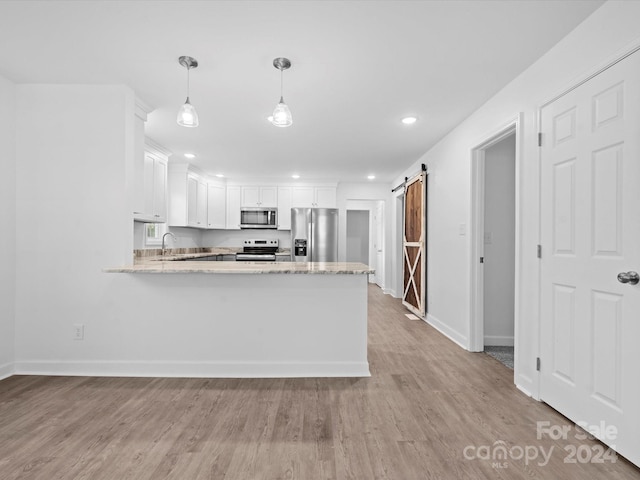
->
[132, 117, 169, 222]
[207, 183, 226, 229]
[277, 187, 292, 230]
[291, 186, 336, 208]
[241, 186, 277, 207]
[186, 174, 207, 227]
[226, 186, 241, 230]
[169, 164, 208, 229]
[314, 186, 337, 208]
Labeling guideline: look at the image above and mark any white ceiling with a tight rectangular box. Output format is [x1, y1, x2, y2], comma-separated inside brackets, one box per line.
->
[0, 0, 604, 183]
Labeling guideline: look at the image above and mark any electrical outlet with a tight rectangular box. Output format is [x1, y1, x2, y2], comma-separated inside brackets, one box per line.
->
[73, 324, 84, 340]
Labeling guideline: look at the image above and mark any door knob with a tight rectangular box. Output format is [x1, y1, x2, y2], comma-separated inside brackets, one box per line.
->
[617, 271, 639, 285]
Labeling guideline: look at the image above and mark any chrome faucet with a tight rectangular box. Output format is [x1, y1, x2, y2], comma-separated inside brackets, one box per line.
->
[161, 232, 176, 255]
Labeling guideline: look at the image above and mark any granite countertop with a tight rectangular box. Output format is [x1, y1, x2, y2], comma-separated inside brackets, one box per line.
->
[135, 248, 292, 264]
[104, 261, 374, 275]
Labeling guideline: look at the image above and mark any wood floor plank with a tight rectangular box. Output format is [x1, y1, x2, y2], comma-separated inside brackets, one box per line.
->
[1, 284, 639, 479]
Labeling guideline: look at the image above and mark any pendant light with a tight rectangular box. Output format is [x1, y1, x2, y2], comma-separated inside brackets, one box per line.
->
[271, 57, 292, 127]
[177, 56, 199, 128]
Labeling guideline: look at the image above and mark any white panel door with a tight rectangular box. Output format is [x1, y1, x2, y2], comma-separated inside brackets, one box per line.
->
[374, 202, 384, 288]
[540, 50, 640, 466]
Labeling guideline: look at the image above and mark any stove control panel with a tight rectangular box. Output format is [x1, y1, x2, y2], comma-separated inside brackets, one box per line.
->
[243, 239, 279, 247]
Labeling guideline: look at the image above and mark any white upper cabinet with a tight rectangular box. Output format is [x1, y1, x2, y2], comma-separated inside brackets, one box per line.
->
[314, 186, 337, 208]
[196, 177, 208, 227]
[291, 186, 314, 208]
[207, 183, 226, 229]
[291, 186, 336, 208]
[169, 164, 208, 229]
[241, 186, 278, 207]
[133, 133, 169, 223]
[226, 186, 241, 229]
[277, 187, 292, 230]
[152, 156, 167, 222]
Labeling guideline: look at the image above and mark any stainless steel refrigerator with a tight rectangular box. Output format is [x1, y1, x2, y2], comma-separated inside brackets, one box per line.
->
[291, 208, 338, 262]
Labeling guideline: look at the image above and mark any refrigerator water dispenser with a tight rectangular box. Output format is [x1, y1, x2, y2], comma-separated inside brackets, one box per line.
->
[294, 239, 307, 256]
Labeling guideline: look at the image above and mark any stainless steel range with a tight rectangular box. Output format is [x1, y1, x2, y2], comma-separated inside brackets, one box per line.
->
[235, 239, 279, 261]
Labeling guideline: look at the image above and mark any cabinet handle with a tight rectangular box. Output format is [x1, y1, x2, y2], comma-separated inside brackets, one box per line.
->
[133, 211, 142, 214]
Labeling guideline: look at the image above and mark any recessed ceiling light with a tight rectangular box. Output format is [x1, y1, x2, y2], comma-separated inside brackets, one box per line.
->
[401, 116, 417, 125]
[184, 153, 196, 159]
[291, 174, 300, 179]
[367, 175, 376, 180]
[215, 174, 224, 178]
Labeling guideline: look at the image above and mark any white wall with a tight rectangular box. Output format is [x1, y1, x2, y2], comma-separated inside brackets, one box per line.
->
[483, 134, 516, 346]
[389, 0, 640, 395]
[14, 85, 134, 366]
[0, 74, 16, 379]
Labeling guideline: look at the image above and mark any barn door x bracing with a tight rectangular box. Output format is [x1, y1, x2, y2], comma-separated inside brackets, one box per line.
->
[403, 173, 426, 317]
[539, 49, 640, 466]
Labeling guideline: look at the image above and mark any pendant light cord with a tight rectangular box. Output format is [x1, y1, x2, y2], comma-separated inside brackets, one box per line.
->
[280, 67, 284, 103]
[187, 66, 190, 100]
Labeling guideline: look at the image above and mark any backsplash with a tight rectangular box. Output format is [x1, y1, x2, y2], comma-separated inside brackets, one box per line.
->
[202, 229, 291, 248]
[133, 223, 292, 251]
[133, 246, 241, 261]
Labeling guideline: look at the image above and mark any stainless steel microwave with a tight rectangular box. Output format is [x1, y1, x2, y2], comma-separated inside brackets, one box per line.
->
[240, 207, 278, 229]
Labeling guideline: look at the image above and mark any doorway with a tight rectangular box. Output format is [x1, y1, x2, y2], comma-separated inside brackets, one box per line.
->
[346, 210, 370, 265]
[482, 133, 516, 368]
[346, 200, 385, 288]
[470, 114, 522, 361]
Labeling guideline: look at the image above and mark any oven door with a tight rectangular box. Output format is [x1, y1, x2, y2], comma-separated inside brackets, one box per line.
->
[235, 253, 277, 262]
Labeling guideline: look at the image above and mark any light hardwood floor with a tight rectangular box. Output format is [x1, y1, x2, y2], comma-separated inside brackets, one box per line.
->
[1, 284, 639, 479]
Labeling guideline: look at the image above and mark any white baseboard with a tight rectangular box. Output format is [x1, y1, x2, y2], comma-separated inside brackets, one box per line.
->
[0, 362, 13, 381]
[13, 360, 371, 378]
[383, 288, 397, 297]
[484, 335, 515, 346]
[424, 313, 469, 350]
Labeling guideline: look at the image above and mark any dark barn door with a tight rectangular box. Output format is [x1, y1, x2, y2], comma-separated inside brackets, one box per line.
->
[403, 173, 426, 317]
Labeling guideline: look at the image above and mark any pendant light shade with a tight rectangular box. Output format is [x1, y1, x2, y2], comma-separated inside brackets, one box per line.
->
[272, 96, 292, 128]
[177, 97, 199, 128]
[177, 56, 199, 128]
[271, 57, 292, 128]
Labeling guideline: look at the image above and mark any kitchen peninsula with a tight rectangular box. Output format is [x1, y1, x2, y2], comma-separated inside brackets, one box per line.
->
[104, 259, 373, 378]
